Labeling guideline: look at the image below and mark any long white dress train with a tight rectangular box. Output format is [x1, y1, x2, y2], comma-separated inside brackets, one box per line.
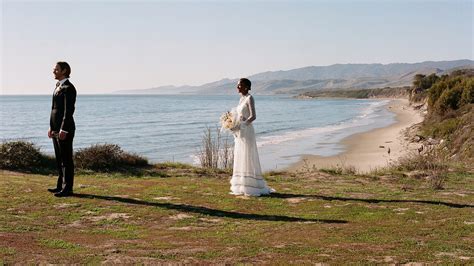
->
[230, 94, 274, 196]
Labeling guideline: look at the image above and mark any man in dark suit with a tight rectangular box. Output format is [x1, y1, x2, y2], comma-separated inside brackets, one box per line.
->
[47, 61, 77, 197]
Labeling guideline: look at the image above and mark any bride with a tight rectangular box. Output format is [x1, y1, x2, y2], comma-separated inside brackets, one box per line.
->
[230, 78, 274, 196]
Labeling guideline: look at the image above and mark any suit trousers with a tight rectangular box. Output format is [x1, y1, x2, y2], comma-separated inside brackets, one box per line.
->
[52, 131, 75, 192]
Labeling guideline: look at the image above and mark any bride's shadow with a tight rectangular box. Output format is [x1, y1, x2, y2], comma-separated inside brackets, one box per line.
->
[72, 193, 347, 224]
[265, 193, 474, 208]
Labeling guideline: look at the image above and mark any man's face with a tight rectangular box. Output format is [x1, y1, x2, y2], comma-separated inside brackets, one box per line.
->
[53, 64, 66, 80]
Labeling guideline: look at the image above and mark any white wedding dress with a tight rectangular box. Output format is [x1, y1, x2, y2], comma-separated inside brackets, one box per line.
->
[230, 94, 274, 196]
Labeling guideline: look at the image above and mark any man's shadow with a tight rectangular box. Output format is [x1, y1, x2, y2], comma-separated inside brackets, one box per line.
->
[73, 193, 347, 224]
[266, 193, 474, 208]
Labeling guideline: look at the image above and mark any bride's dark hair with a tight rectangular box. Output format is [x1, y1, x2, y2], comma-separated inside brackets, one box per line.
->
[239, 78, 251, 90]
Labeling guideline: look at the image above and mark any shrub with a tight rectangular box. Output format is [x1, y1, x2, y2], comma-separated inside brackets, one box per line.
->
[422, 117, 460, 139]
[395, 150, 448, 172]
[413, 73, 439, 92]
[412, 74, 440, 104]
[74, 144, 148, 172]
[436, 85, 463, 113]
[0, 141, 149, 173]
[425, 74, 474, 116]
[428, 79, 449, 110]
[393, 150, 449, 190]
[197, 126, 234, 170]
[412, 74, 425, 89]
[429, 173, 446, 190]
[0, 141, 54, 171]
[460, 78, 474, 105]
[198, 127, 220, 169]
[121, 152, 148, 167]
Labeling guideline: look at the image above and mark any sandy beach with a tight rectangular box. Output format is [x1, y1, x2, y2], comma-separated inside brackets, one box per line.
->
[288, 98, 424, 173]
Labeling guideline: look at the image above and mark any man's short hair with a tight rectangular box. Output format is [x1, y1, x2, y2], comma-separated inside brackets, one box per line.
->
[57, 61, 71, 78]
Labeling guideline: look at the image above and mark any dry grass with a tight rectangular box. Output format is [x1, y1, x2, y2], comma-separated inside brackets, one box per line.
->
[197, 126, 233, 170]
[373, 149, 455, 190]
[299, 157, 357, 176]
[1, 167, 473, 264]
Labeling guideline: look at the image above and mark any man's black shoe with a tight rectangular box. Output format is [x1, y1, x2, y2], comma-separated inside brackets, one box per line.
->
[48, 188, 61, 193]
[54, 190, 73, 197]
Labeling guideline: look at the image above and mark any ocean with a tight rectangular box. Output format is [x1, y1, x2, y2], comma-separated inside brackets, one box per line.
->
[0, 94, 395, 171]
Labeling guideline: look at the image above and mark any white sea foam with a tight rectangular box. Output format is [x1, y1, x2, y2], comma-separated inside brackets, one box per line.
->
[257, 99, 390, 148]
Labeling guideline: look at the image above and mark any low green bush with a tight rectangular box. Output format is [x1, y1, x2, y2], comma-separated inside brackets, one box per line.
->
[422, 117, 460, 139]
[0, 141, 54, 171]
[0, 141, 150, 173]
[460, 78, 474, 105]
[74, 144, 149, 172]
[436, 84, 463, 113]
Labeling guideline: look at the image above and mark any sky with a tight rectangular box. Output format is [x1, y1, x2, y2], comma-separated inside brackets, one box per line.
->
[1, 0, 473, 95]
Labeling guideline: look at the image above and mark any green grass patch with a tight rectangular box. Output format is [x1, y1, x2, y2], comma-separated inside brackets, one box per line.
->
[0, 247, 16, 256]
[39, 239, 81, 250]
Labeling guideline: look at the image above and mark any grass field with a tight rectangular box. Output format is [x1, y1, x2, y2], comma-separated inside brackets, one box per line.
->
[1, 163, 473, 264]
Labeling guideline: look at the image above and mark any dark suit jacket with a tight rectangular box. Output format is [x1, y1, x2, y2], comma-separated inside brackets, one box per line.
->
[50, 79, 76, 132]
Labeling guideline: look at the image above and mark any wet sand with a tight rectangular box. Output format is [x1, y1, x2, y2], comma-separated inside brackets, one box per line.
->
[288, 99, 423, 173]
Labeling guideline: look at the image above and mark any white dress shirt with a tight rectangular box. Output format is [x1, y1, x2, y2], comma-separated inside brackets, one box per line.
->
[54, 78, 69, 95]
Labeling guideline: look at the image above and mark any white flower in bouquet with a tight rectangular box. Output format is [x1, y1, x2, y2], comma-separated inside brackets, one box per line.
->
[220, 109, 239, 133]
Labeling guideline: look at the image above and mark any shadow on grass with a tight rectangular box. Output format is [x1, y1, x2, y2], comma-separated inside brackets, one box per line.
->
[76, 166, 170, 178]
[266, 193, 474, 208]
[73, 193, 347, 223]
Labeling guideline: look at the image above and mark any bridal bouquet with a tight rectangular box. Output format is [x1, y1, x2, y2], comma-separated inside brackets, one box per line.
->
[220, 109, 239, 133]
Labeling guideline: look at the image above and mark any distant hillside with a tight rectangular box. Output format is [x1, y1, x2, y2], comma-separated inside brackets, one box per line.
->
[114, 60, 473, 95]
[115, 85, 196, 94]
[299, 87, 411, 99]
[249, 60, 473, 81]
